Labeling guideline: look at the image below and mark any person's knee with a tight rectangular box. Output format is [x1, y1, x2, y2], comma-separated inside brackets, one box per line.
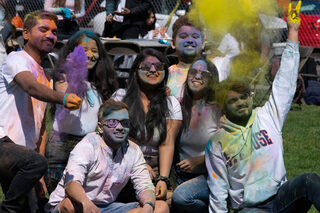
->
[24, 152, 48, 178]
[172, 186, 189, 206]
[304, 173, 320, 187]
[155, 200, 169, 213]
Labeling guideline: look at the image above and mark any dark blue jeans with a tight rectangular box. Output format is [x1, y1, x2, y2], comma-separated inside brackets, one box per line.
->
[172, 169, 209, 213]
[0, 137, 47, 213]
[238, 173, 320, 213]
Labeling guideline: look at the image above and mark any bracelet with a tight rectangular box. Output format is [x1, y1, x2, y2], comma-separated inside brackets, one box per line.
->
[155, 175, 171, 188]
[63, 93, 69, 107]
[144, 201, 155, 210]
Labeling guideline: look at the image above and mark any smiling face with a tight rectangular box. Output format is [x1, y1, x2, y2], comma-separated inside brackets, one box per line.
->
[100, 109, 130, 147]
[187, 59, 211, 94]
[79, 37, 99, 70]
[173, 26, 203, 61]
[224, 90, 253, 126]
[23, 18, 57, 53]
[137, 56, 165, 86]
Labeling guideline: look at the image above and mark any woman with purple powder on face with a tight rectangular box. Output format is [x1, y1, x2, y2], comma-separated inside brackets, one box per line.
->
[45, 30, 118, 193]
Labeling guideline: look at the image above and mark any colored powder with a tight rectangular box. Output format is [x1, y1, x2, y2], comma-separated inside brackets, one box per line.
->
[55, 45, 89, 130]
[188, 0, 286, 106]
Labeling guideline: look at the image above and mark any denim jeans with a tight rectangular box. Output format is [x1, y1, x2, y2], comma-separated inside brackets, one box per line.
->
[98, 202, 139, 213]
[0, 137, 47, 213]
[238, 173, 320, 213]
[172, 170, 209, 213]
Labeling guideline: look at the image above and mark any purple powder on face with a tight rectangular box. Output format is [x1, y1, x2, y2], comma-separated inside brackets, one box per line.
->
[55, 45, 89, 132]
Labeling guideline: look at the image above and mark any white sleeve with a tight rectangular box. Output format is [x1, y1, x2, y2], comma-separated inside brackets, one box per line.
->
[205, 138, 229, 213]
[111, 88, 126, 102]
[130, 144, 155, 198]
[166, 96, 182, 120]
[2, 52, 31, 85]
[64, 137, 95, 186]
[260, 41, 300, 131]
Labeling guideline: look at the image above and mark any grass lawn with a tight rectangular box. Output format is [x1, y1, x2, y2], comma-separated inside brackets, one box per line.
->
[0, 105, 319, 212]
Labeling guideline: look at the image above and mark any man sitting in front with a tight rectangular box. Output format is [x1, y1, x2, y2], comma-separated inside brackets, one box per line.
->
[47, 99, 169, 213]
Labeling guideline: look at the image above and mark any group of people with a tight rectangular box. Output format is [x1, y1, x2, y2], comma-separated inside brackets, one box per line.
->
[0, 2, 320, 213]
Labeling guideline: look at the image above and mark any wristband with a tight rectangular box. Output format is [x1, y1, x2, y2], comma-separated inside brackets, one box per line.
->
[155, 175, 171, 188]
[144, 201, 155, 210]
[63, 93, 69, 107]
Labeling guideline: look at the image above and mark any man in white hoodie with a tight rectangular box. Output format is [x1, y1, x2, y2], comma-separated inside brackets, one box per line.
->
[205, 2, 320, 213]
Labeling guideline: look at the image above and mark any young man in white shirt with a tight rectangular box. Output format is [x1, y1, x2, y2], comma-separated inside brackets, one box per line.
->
[0, 10, 81, 212]
[206, 2, 320, 213]
[47, 99, 169, 213]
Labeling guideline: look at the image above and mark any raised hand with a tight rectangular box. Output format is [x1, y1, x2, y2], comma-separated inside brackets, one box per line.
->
[288, 0, 301, 26]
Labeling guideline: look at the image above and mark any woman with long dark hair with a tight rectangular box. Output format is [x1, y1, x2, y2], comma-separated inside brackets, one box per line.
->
[172, 58, 221, 213]
[112, 48, 182, 201]
[45, 30, 118, 193]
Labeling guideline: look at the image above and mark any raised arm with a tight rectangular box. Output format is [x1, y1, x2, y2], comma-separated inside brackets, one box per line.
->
[261, 1, 300, 130]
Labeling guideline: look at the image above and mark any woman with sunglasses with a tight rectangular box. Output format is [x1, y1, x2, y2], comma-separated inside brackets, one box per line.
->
[172, 58, 221, 213]
[112, 48, 182, 201]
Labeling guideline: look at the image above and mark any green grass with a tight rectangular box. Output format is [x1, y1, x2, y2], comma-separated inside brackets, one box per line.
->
[0, 105, 319, 212]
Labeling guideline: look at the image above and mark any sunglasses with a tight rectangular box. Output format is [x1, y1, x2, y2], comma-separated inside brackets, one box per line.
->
[103, 119, 130, 128]
[188, 68, 212, 80]
[139, 62, 165, 71]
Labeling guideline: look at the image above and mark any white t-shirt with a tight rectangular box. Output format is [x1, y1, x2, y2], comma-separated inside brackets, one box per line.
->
[112, 88, 182, 167]
[48, 132, 154, 207]
[0, 50, 51, 149]
[53, 82, 102, 136]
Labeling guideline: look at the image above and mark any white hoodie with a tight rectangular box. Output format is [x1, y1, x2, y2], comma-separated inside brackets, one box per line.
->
[205, 41, 300, 212]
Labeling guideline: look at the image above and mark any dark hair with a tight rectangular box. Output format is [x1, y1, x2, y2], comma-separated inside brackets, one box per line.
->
[98, 99, 129, 122]
[181, 58, 219, 129]
[24, 10, 58, 32]
[215, 78, 251, 110]
[140, 7, 157, 38]
[54, 30, 118, 101]
[172, 15, 196, 45]
[123, 48, 169, 143]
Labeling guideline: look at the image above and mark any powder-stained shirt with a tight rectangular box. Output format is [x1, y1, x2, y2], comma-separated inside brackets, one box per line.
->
[205, 41, 300, 212]
[179, 100, 221, 174]
[53, 82, 102, 136]
[0, 50, 51, 150]
[48, 132, 154, 206]
[167, 64, 189, 102]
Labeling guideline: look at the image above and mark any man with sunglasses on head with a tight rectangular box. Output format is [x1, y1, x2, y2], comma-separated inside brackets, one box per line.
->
[46, 99, 169, 213]
[205, 2, 320, 213]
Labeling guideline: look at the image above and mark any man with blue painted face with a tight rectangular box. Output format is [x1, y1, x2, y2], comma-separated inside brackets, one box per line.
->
[205, 2, 320, 213]
[167, 16, 204, 102]
[47, 99, 169, 213]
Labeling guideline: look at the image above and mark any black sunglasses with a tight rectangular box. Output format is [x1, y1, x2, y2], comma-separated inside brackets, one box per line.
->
[188, 68, 212, 80]
[139, 62, 165, 71]
[103, 119, 130, 128]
